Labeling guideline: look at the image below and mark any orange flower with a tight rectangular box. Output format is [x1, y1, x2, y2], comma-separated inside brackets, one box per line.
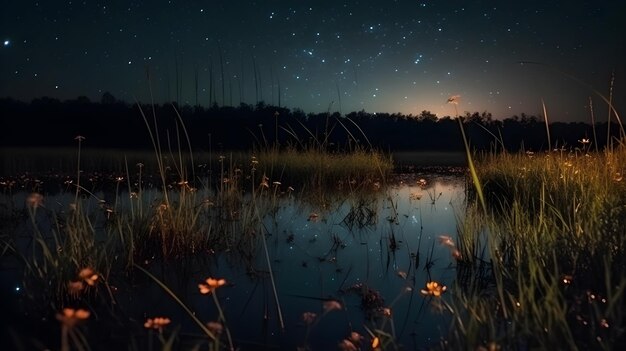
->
[198, 277, 227, 294]
[371, 336, 380, 348]
[144, 317, 171, 332]
[78, 267, 99, 286]
[437, 235, 455, 248]
[420, 281, 447, 297]
[56, 308, 90, 327]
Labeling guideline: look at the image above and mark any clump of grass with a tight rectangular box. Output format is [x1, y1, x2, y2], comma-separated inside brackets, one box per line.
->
[257, 147, 392, 191]
[448, 144, 626, 349]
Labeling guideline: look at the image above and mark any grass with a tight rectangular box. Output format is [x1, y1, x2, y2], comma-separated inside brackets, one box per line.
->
[4, 94, 626, 349]
[0, 109, 396, 349]
[445, 143, 626, 350]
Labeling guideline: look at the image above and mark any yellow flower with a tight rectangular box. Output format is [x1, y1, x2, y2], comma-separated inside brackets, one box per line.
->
[420, 281, 447, 297]
[144, 317, 171, 332]
[56, 308, 90, 327]
[198, 277, 227, 294]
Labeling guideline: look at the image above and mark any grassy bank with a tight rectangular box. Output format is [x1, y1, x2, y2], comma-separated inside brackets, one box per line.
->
[447, 144, 626, 349]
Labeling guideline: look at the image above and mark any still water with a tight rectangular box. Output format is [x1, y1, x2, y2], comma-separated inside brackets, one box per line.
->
[3, 173, 466, 350]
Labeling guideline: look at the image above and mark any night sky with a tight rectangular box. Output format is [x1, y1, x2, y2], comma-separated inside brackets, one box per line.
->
[1, 1, 624, 121]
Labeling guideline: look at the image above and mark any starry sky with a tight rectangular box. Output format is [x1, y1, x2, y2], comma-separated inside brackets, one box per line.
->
[1, 1, 624, 121]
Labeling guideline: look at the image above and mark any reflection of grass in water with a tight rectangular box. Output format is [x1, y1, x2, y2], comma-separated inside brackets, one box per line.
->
[448, 144, 626, 350]
[1, 127, 394, 349]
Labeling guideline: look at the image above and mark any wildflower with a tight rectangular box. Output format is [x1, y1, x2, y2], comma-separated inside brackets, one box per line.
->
[578, 138, 590, 144]
[418, 178, 427, 187]
[287, 186, 295, 192]
[420, 281, 447, 297]
[371, 336, 380, 348]
[56, 308, 90, 327]
[115, 176, 124, 182]
[74, 135, 86, 141]
[144, 317, 171, 332]
[272, 181, 282, 186]
[308, 213, 319, 222]
[206, 321, 223, 334]
[322, 300, 342, 312]
[78, 267, 98, 286]
[136, 162, 144, 168]
[396, 270, 407, 279]
[437, 235, 455, 248]
[198, 277, 226, 294]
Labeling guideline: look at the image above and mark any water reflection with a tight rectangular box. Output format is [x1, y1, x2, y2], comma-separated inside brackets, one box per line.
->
[3, 174, 465, 350]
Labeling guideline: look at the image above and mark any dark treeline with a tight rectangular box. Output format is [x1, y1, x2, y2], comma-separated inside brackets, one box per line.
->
[1, 94, 622, 152]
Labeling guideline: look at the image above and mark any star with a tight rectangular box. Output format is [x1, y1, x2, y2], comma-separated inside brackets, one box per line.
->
[3, 40, 9, 47]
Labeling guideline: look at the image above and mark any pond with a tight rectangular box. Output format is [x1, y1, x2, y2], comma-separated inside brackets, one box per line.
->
[1, 172, 466, 350]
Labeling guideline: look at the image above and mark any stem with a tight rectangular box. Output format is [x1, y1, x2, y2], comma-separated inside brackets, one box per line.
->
[211, 292, 234, 351]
